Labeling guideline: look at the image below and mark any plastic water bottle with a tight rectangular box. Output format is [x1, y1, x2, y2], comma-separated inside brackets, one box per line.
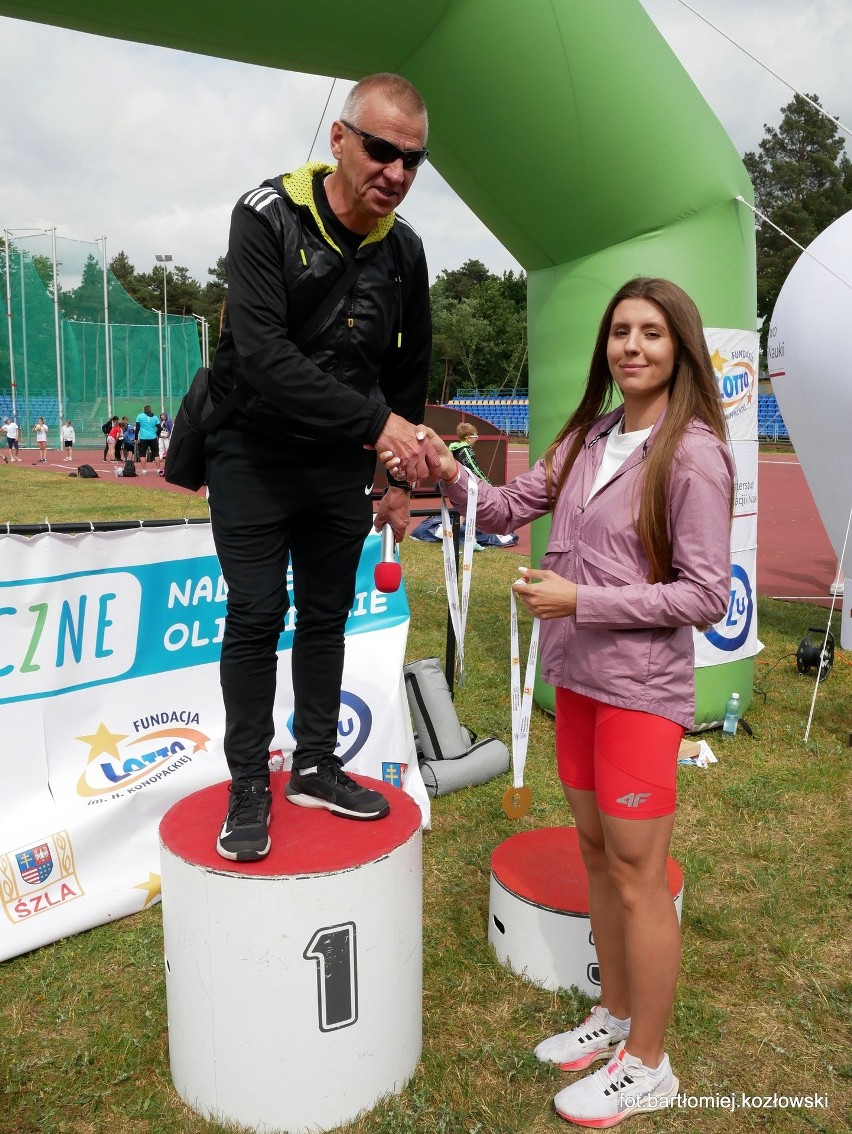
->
[722, 692, 740, 736]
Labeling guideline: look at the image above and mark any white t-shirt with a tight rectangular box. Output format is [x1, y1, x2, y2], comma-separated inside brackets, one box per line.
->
[34, 423, 48, 442]
[2, 422, 18, 441]
[587, 420, 653, 504]
[61, 425, 76, 443]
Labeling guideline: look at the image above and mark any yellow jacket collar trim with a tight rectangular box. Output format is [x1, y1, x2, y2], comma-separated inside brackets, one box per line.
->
[281, 162, 396, 251]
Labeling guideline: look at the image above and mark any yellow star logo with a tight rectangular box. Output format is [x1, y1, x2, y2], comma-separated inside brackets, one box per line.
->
[709, 349, 727, 374]
[133, 873, 161, 908]
[75, 722, 128, 763]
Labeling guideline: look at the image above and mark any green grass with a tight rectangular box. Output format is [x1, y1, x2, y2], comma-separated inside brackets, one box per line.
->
[1, 467, 850, 1133]
[0, 461, 209, 525]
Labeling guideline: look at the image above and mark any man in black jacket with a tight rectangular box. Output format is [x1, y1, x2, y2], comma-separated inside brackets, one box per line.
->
[209, 73, 433, 861]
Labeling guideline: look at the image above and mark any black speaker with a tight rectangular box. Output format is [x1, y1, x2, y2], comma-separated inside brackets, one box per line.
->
[796, 627, 834, 682]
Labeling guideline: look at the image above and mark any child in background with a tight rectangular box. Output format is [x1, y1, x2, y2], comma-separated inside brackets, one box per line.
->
[32, 417, 49, 462]
[61, 420, 76, 462]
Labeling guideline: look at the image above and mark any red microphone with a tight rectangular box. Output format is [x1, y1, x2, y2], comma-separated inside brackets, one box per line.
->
[374, 523, 402, 592]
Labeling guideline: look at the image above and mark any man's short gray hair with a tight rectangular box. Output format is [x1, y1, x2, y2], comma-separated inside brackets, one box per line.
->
[341, 73, 428, 141]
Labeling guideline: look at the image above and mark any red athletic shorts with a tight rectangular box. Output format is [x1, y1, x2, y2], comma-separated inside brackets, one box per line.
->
[554, 687, 684, 819]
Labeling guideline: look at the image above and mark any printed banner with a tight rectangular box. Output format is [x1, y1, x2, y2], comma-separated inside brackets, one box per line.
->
[691, 329, 761, 670]
[0, 524, 425, 961]
[730, 439, 758, 554]
[695, 548, 759, 667]
[705, 328, 759, 442]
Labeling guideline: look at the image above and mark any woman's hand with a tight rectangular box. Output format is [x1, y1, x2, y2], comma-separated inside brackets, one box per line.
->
[421, 426, 458, 482]
[511, 567, 577, 619]
[371, 413, 432, 484]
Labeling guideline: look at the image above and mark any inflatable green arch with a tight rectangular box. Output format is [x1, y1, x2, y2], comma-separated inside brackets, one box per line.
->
[3, 0, 756, 721]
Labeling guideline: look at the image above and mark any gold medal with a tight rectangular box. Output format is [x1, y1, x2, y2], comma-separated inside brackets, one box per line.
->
[502, 784, 532, 819]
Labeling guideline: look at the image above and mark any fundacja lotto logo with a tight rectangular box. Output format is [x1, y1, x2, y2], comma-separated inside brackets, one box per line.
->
[710, 348, 755, 417]
[75, 715, 210, 798]
[704, 564, 753, 652]
[286, 691, 373, 765]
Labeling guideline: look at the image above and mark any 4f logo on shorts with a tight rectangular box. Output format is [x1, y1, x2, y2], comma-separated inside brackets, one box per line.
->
[616, 792, 651, 808]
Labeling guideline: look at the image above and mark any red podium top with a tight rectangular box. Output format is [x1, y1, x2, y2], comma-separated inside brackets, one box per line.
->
[160, 771, 421, 877]
[491, 827, 683, 914]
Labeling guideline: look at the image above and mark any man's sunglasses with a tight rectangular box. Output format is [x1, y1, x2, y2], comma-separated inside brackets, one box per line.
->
[341, 120, 429, 171]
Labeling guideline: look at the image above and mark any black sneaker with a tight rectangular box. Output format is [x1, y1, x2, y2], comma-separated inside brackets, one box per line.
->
[216, 782, 272, 861]
[285, 759, 390, 820]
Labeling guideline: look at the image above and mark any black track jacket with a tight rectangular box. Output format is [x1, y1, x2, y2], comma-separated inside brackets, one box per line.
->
[210, 162, 431, 445]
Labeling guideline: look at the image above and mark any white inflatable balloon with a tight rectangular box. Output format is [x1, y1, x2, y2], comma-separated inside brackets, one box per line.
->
[770, 210, 852, 647]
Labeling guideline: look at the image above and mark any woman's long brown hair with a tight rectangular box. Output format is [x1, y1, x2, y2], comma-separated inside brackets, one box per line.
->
[543, 278, 729, 584]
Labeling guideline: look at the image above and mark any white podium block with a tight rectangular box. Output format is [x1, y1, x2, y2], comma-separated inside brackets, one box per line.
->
[489, 827, 683, 996]
[159, 771, 422, 1134]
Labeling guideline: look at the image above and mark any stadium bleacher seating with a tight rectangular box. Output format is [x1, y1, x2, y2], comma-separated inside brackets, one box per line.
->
[445, 391, 789, 443]
[446, 393, 529, 436]
[756, 392, 789, 441]
[0, 394, 61, 434]
[0, 390, 788, 444]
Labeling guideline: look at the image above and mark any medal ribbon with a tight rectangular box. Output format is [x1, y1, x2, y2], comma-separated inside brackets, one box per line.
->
[440, 472, 479, 685]
[509, 583, 540, 790]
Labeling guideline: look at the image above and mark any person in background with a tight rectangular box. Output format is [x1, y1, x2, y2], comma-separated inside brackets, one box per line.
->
[135, 403, 160, 472]
[2, 417, 21, 462]
[101, 414, 115, 461]
[32, 417, 48, 462]
[114, 416, 127, 462]
[398, 277, 734, 1129]
[108, 417, 122, 461]
[122, 419, 137, 464]
[158, 411, 173, 476]
[449, 421, 491, 483]
[61, 420, 76, 462]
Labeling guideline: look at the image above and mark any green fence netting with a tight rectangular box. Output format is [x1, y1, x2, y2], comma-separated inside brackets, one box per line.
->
[1, 234, 201, 446]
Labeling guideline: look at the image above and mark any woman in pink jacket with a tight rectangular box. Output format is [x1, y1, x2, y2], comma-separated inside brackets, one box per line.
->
[394, 278, 733, 1127]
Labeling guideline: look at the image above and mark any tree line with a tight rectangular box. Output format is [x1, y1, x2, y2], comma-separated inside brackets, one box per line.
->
[105, 253, 528, 405]
[2, 243, 526, 406]
[744, 92, 852, 361]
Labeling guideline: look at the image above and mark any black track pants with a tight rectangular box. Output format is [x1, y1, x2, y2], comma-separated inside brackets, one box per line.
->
[207, 429, 375, 785]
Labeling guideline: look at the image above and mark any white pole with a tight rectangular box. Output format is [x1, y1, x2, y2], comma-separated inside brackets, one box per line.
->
[3, 231, 17, 420]
[51, 227, 63, 432]
[155, 309, 164, 412]
[19, 247, 30, 436]
[164, 269, 172, 416]
[100, 236, 112, 416]
[803, 500, 852, 741]
[191, 313, 210, 368]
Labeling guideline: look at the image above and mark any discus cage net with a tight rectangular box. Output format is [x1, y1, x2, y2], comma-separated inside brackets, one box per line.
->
[1, 233, 202, 447]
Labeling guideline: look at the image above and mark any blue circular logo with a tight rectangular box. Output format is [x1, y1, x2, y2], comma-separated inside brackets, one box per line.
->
[285, 690, 373, 765]
[704, 563, 753, 652]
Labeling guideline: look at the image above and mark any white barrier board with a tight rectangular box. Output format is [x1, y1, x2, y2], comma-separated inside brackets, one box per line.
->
[0, 523, 426, 960]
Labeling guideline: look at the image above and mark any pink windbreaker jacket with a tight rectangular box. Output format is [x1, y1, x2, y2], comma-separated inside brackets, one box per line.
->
[442, 407, 734, 728]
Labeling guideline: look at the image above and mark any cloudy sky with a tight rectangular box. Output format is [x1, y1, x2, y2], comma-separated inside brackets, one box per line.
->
[1, 0, 850, 285]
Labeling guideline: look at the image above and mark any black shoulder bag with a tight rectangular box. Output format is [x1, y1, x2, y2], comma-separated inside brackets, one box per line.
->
[165, 255, 367, 490]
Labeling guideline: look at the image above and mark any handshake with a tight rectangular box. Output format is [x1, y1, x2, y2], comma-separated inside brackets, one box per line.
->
[371, 417, 458, 488]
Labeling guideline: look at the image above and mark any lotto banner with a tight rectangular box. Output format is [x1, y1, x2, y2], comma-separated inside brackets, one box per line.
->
[694, 329, 761, 668]
[0, 523, 425, 961]
[706, 327, 758, 442]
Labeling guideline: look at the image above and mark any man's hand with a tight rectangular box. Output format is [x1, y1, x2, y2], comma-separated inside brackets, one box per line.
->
[374, 486, 410, 542]
[371, 412, 435, 484]
[378, 424, 457, 485]
[511, 567, 577, 619]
